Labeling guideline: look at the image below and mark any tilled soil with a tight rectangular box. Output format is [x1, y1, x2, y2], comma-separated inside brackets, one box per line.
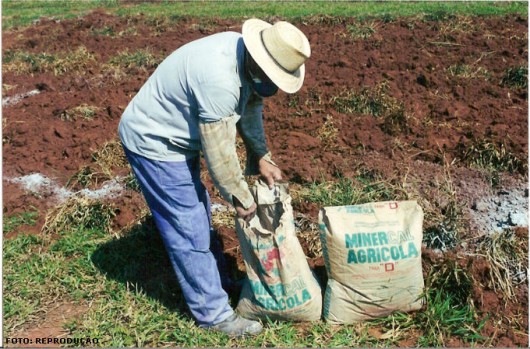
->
[2, 10, 528, 347]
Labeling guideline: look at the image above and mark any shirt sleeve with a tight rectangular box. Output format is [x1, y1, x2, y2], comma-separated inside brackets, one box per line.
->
[237, 92, 270, 175]
[199, 116, 254, 209]
[194, 80, 240, 123]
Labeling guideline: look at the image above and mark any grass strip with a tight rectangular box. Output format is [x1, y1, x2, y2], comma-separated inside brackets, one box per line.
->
[2, 221, 387, 347]
[4, 211, 500, 347]
[3, 1, 527, 30]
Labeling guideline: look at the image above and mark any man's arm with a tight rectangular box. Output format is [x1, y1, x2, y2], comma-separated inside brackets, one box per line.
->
[199, 116, 257, 221]
[238, 93, 282, 188]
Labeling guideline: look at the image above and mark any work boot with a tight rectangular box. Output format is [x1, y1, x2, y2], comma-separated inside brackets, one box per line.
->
[209, 313, 263, 337]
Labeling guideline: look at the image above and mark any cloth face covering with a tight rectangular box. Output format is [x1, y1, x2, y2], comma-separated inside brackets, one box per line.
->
[246, 51, 279, 98]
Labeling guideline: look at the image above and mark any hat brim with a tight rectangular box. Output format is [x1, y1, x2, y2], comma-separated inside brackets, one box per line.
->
[242, 19, 305, 94]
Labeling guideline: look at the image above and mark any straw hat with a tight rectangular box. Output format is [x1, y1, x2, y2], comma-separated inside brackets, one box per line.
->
[242, 19, 311, 94]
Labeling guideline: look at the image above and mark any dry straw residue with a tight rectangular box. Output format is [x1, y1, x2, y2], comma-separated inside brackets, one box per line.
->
[3, 46, 95, 76]
[42, 196, 116, 235]
[295, 212, 321, 258]
[92, 139, 129, 176]
[61, 104, 102, 121]
[475, 229, 528, 300]
[316, 115, 340, 151]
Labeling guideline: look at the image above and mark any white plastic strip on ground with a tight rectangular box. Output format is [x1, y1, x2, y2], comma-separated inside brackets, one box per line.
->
[2, 89, 41, 107]
[9, 173, 124, 202]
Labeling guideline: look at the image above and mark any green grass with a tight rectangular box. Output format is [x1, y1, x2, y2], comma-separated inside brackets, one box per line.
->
[3, 46, 95, 76]
[332, 83, 409, 135]
[501, 65, 528, 89]
[108, 49, 161, 69]
[4, 233, 48, 334]
[2, 0, 115, 29]
[3, 211, 38, 234]
[3, 228, 109, 336]
[457, 138, 526, 186]
[370, 256, 485, 348]
[2, 50, 56, 74]
[416, 287, 485, 347]
[416, 257, 485, 347]
[423, 224, 459, 251]
[2, 1, 527, 30]
[90, 25, 115, 37]
[6, 202, 518, 348]
[3, 208, 494, 347]
[347, 21, 378, 40]
[124, 173, 141, 192]
[300, 172, 409, 207]
[370, 283, 485, 348]
[0, 215, 407, 347]
[447, 64, 491, 80]
[332, 83, 399, 117]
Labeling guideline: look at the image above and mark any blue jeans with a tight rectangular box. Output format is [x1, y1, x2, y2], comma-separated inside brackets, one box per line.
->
[123, 146, 234, 326]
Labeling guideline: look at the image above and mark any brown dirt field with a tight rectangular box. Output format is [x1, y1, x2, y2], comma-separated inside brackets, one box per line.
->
[2, 10, 528, 347]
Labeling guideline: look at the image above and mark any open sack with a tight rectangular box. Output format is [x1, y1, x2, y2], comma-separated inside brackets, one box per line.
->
[236, 181, 322, 321]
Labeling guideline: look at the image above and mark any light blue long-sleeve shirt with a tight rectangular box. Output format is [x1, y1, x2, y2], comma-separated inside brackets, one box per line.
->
[118, 31, 263, 161]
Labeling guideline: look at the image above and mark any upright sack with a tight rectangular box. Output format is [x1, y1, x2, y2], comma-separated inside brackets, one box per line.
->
[319, 200, 424, 324]
[236, 181, 322, 321]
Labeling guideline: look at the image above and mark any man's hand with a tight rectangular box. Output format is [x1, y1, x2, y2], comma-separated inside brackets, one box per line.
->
[233, 196, 257, 222]
[259, 157, 282, 189]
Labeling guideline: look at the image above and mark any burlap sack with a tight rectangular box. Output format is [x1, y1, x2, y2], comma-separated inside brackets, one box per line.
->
[236, 181, 322, 321]
[319, 200, 424, 324]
